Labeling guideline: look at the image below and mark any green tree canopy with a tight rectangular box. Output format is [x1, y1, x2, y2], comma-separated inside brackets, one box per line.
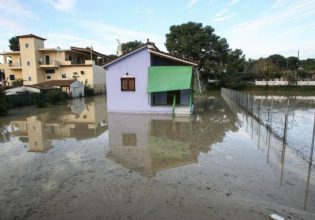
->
[165, 22, 246, 86]
[121, 40, 143, 54]
[268, 54, 287, 69]
[9, 36, 20, 51]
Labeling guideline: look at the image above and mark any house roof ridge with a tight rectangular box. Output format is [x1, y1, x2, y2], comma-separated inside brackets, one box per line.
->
[103, 41, 198, 68]
[17, 34, 46, 41]
[148, 49, 198, 65]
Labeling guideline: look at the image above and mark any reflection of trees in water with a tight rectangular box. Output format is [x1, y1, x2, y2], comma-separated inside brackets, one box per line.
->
[150, 93, 239, 154]
[0, 121, 10, 143]
[191, 93, 239, 153]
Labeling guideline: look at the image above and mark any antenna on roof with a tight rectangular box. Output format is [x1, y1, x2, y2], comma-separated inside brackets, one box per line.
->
[116, 39, 122, 56]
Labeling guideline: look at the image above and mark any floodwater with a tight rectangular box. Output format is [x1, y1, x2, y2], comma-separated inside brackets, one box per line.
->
[0, 93, 314, 220]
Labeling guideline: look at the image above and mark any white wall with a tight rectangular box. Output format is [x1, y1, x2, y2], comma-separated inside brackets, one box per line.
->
[255, 80, 315, 86]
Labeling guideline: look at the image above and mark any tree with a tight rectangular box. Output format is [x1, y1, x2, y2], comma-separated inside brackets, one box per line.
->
[8, 36, 20, 51]
[121, 41, 143, 54]
[165, 22, 245, 86]
[11, 79, 24, 87]
[287, 56, 298, 70]
[0, 88, 8, 116]
[268, 54, 287, 69]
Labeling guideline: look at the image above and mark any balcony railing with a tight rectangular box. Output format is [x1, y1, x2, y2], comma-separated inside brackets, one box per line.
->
[9, 62, 22, 68]
[39, 59, 59, 67]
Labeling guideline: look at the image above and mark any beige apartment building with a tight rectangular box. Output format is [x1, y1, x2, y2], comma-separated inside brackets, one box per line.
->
[0, 34, 108, 93]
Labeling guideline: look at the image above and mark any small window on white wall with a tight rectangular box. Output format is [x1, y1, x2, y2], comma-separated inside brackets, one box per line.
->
[27, 61, 30, 66]
[28, 77, 32, 81]
[25, 43, 29, 48]
[47, 76, 51, 80]
[62, 73, 66, 78]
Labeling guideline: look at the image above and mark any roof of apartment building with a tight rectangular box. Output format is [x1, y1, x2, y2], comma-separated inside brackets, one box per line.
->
[34, 80, 77, 87]
[17, 34, 47, 41]
[103, 41, 198, 68]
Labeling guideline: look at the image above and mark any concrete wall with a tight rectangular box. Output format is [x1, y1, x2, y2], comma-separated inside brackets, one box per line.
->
[105, 48, 174, 113]
[93, 64, 106, 94]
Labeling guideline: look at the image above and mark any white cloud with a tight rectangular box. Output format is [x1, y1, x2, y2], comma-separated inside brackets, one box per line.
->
[187, 0, 199, 8]
[134, 6, 153, 15]
[0, 0, 37, 19]
[44, 20, 166, 55]
[227, 0, 315, 58]
[229, 0, 240, 5]
[213, 14, 235, 22]
[46, 0, 77, 12]
[213, 8, 235, 22]
[231, 0, 315, 33]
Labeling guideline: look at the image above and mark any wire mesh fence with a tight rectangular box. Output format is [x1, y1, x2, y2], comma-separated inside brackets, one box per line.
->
[221, 88, 315, 166]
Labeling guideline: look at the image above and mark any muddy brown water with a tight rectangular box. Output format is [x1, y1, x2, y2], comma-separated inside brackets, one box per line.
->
[0, 93, 314, 220]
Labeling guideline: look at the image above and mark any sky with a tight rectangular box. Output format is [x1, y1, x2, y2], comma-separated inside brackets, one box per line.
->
[0, 0, 315, 60]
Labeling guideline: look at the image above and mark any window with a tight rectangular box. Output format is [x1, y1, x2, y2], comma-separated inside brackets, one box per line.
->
[121, 77, 135, 91]
[28, 77, 32, 81]
[47, 76, 51, 80]
[73, 76, 78, 80]
[25, 43, 29, 48]
[45, 69, 55, 74]
[122, 133, 137, 146]
[9, 75, 15, 80]
[73, 72, 78, 75]
[151, 90, 181, 106]
[80, 71, 84, 75]
[27, 61, 30, 66]
[62, 73, 66, 78]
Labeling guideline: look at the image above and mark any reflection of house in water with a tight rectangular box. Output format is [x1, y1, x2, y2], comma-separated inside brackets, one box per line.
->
[107, 114, 196, 176]
[10, 96, 107, 152]
[106, 98, 238, 176]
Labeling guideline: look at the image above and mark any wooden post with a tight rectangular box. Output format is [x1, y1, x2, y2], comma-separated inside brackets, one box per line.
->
[303, 115, 315, 210]
[269, 98, 274, 131]
[280, 113, 288, 185]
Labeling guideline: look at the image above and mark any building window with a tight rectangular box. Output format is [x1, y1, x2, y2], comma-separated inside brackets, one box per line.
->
[47, 76, 51, 80]
[28, 77, 32, 81]
[62, 73, 66, 78]
[45, 69, 55, 74]
[151, 90, 181, 106]
[27, 61, 30, 66]
[121, 77, 135, 91]
[73, 72, 78, 75]
[9, 75, 15, 80]
[73, 76, 78, 80]
[122, 133, 137, 146]
[80, 71, 84, 75]
[25, 43, 29, 48]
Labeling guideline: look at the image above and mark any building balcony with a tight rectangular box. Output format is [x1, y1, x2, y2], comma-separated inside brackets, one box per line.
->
[39, 60, 59, 68]
[61, 60, 95, 66]
[9, 62, 22, 69]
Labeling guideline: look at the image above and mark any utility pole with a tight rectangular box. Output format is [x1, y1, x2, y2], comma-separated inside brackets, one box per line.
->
[296, 50, 299, 85]
[90, 46, 93, 63]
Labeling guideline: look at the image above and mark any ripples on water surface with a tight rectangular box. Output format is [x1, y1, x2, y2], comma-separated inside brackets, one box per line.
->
[0, 93, 314, 219]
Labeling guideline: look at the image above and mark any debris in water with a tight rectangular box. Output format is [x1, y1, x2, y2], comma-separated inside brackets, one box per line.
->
[269, 213, 284, 220]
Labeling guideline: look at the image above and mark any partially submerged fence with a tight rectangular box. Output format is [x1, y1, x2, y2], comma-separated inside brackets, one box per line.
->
[221, 88, 315, 167]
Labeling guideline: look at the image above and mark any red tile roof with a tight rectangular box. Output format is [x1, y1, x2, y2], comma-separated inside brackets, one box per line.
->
[103, 42, 198, 68]
[17, 34, 46, 41]
[34, 80, 76, 87]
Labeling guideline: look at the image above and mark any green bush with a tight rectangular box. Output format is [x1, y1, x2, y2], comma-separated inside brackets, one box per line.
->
[33, 93, 47, 108]
[0, 88, 9, 116]
[47, 90, 66, 105]
[11, 79, 24, 87]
